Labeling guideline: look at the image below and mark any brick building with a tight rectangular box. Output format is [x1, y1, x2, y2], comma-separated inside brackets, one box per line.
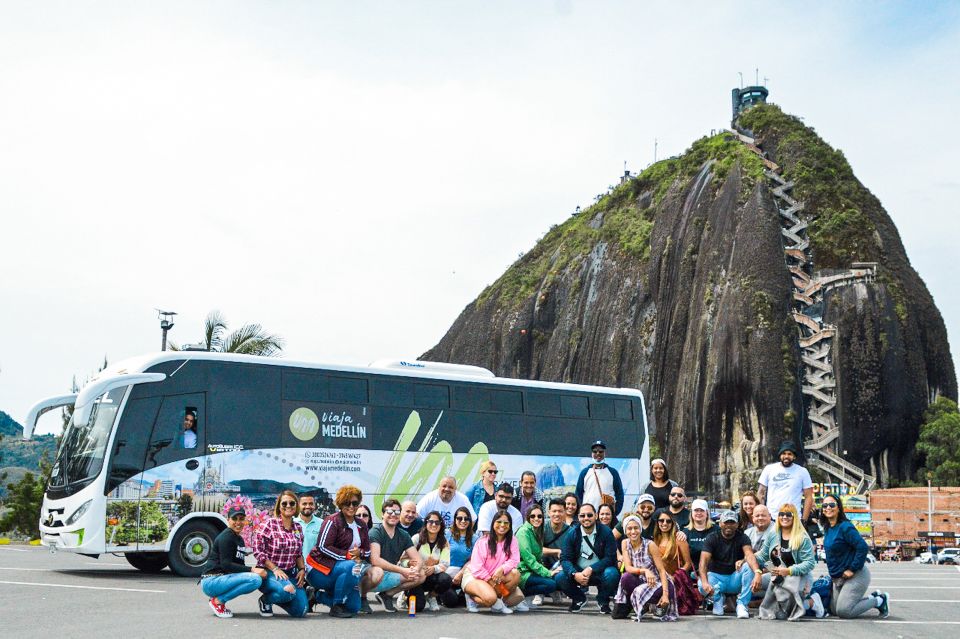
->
[870, 487, 960, 548]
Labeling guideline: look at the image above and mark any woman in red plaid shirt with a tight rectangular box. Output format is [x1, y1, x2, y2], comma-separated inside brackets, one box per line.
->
[253, 490, 308, 617]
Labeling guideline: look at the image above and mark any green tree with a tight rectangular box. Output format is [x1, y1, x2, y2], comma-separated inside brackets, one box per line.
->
[0, 455, 50, 537]
[917, 397, 960, 486]
[173, 310, 284, 356]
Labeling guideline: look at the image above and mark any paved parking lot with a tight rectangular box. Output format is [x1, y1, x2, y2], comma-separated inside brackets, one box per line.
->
[2, 545, 959, 638]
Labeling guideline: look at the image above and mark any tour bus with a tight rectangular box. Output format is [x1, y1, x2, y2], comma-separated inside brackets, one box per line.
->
[23, 352, 649, 577]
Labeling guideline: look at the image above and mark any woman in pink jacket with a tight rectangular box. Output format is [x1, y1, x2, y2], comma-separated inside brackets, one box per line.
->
[463, 509, 525, 613]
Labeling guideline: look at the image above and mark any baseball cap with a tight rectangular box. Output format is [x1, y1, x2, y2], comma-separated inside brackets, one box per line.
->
[637, 494, 656, 506]
[226, 506, 246, 519]
[719, 510, 738, 523]
[691, 499, 709, 512]
[591, 440, 607, 450]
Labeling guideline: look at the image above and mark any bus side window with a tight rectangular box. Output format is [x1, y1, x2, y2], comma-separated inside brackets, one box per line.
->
[182, 407, 198, 449]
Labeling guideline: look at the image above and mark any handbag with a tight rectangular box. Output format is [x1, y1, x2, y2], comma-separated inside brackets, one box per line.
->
[592, 468, 616, 506]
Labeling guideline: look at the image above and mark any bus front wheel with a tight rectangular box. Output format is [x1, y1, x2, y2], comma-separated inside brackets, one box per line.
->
[125, 552, 169, 573]
[168, 520, 220, 577]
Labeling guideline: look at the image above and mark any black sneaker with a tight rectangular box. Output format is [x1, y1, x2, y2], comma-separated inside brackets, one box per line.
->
[611, 602, 631, 619]
[377, 592, 397, 612]
[329, 604, 355, 618]
[568, 599, 587, 613]
[878, 592, 890, 618]
[359, 598, 373, 615]
[599, 602, 612, 615]
[258, 596, 274, 617]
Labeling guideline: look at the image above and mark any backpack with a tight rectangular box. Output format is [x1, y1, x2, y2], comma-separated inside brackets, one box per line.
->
[804, 576, 832, 616]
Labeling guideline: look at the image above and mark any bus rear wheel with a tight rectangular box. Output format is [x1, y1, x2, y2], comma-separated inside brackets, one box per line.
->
[125, 552, 169, 573]
[168, 520, 220, 577]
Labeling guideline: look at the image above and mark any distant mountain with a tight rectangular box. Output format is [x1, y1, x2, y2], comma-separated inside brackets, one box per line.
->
[230, 479, 316, 494]
[0, 410, 58, 475]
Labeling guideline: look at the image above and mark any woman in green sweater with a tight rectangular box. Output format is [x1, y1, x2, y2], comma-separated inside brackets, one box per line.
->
[516, 504, 562, 610]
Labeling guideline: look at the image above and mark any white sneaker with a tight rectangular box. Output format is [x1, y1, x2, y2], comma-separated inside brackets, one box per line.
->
[531, 594, 543, 607]
[426, 596, 440, 612]
[514, 598, 530, 612]
[490, 598, 513, 614]
[466, 597, 479, 613]
[712, 599, 724, 616]
[736, 603, 749, 619]
[809, 592, 825, 618]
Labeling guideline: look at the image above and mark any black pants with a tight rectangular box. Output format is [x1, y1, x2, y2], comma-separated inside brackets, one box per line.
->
[412, 572, 457, 608]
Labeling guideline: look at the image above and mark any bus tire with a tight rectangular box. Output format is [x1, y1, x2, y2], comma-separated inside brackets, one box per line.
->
[125, 552, 169, 573]
[168, 519, 220, 577]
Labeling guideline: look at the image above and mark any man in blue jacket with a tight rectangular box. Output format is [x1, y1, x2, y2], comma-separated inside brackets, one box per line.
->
[556, 503, 619, 613]
[575, 440, 624, 516]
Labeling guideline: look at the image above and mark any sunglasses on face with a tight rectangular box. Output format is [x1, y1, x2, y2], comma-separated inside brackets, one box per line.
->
[578, 513, 595, 519]
[280, 501, 297, 507]
[357, 513, 370, 518]
[529, 514, 544, 520]
[455, 516, 470, 522]
[778, 512, 794, 518]
[670, 493, 684, 497]
[426, 519, 442, 526]
[485, 469, 498, 474]
[344, 500, 360, 508]
[384, 509, 401, 516]
[658, 519, 673, 524]
[822, 503, 838, 509]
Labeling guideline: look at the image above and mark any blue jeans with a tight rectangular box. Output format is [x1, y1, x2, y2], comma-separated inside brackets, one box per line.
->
[306, 560, 360, 613]
[556, 566, 620, 605]
[700, 570, 752, 607]
[201, 572, 263, 604]
[521, 574, 558, 596]
[259, 568, 308, 617]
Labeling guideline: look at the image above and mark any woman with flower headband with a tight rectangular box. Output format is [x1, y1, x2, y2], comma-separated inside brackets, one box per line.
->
[252, 490, 308, 618]
[200, 505, 267, 618]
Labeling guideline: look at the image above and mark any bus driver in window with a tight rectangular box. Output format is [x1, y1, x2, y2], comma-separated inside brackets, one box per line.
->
[183, 411, 198, 449]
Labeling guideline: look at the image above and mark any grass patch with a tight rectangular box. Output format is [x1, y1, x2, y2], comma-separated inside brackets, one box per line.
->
[739, 104, 881, 269]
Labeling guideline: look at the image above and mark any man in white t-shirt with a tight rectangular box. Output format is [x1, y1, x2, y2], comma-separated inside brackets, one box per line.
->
[476, 483, 523, 533]
[415, 476, 476, 528]
[757, 441, 814, 523]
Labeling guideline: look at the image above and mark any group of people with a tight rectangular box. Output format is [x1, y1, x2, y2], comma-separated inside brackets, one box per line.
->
[199, 439, 891, 623]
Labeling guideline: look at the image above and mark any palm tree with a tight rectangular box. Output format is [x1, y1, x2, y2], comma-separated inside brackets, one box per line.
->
[174, 310, 284, 357]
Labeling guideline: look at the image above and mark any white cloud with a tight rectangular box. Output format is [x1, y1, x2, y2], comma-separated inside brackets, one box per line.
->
[1, 1, 957, 425]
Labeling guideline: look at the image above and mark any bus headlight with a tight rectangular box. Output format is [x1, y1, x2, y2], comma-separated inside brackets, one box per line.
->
[65, 500, 93, 526]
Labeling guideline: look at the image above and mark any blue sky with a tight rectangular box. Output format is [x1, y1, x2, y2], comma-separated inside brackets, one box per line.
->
[1, 1, 957, 430]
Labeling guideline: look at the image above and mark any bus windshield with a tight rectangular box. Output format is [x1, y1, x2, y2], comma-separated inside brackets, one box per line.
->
[48, 386, 127, 496]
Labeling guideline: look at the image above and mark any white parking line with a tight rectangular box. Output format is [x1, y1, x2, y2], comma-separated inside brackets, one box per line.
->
[0, 566, 131, 572]
[0, 580, 164, 593]
[871, 578, 960, 581]
[879, 586, 960, 589]
[0, 547, 29, 552]
[874, 621, 960, 625]
[896, 599, 960, 603]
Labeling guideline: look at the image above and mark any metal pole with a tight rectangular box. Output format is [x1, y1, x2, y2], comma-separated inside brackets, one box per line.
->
[928, 478, 933, 534]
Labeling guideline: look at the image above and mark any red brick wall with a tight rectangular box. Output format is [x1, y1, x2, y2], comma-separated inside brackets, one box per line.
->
[870, 487, 960, 547]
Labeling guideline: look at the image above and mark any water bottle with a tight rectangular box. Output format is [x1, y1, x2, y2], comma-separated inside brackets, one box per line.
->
[408, 595, 416, 617]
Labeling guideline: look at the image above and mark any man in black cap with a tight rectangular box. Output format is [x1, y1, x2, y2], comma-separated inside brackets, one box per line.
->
[757, 440, 814, 524]
[574, 440, 624, 516]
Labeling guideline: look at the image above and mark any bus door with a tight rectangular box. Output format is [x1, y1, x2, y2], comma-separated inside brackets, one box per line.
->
[134, 393, 207, 551]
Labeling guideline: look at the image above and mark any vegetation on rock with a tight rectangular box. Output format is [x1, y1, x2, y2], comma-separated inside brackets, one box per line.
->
[916, 396, 960, 486]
